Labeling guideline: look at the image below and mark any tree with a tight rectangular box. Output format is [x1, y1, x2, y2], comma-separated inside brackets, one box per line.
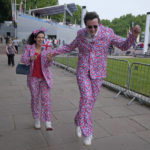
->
[101, 19, 111, 27]
[0, 0, 11, 23]
[51, 5, 82, 24]
[16, 0, 58, 10]
[101, 14, 146, 37]
[72, 5, 82, 24]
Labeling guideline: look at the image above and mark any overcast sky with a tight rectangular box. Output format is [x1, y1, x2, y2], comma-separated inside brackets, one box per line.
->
[59, 0, 150, 21]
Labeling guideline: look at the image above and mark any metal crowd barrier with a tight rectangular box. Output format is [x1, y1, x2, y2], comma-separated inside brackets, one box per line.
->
[104, 58, 130, 98]
[54, 56, 150, 105]
[127, 63, 150, 105]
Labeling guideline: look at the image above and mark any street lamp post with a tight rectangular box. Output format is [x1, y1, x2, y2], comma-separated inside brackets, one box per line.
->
[14, 0, 20, 38]
[14, 0, 17, 38]
[81, 6, 86, 28]
[143, 12, 150, 54]
[25, 0, 26, 13]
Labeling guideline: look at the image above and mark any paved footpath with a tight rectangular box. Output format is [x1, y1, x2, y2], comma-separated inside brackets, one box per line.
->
[0, 54, 150, 150]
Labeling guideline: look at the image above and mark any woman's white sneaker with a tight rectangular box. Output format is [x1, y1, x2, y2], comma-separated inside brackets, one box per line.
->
[34, 119, 41, 129]
[83, 135, 93, 146]
[75, 126, 82, 138]
[46, 121, 53, 131]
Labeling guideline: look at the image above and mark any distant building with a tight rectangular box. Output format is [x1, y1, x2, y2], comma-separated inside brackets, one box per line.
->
[0, 21, 15, 38]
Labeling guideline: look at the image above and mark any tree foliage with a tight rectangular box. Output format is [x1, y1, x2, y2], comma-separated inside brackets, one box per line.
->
[23, 0, 58, 10]
[101, 13, 146, 37]
[0, 0, 11, 23]
[72, 5, 82, 24]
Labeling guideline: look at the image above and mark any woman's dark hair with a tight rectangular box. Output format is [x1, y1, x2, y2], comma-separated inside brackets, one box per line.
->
[84, 12, 100, 25]
[27, 31, 45, 45]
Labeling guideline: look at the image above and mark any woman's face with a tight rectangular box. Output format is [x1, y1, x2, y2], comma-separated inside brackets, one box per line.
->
[35, 33, 45, 47]
[8, 39, 12, 44]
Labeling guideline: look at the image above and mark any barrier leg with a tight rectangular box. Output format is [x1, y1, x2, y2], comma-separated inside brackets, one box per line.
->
[114, 91, 121, 99]
[127, 97, 136, 105]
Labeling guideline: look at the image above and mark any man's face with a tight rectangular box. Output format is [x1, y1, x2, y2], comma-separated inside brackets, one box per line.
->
[86, 18, 99, 37]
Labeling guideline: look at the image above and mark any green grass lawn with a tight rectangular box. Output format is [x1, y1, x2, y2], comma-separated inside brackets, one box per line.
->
[55, 57, 150, 68]
[55, 57, 78, 69]
[55, 57, 150, 97]
[122, 58, 150, 65]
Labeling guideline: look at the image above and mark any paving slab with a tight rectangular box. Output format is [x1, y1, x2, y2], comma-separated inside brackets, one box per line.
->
[0, 54, 150, 150]
[127, 103, 150, 115]
[100, 105, 136, 117]
[96, 118, 146, 136]
[92, 107, 110, 120]
[130, 114, 150, 130]
[0, 130, 47, 150]
[136, 130, 150, 144]
[91, 133, 150, 150]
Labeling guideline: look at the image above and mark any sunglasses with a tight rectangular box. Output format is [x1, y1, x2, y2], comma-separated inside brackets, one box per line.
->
[87, 25, 98, 29]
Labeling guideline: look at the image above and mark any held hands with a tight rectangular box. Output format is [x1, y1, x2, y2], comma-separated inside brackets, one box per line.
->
[30, 55, 37, 61]
[30, 53, 53, 62]
[131, 25, 141, 38]
[47, 53, 53, 62]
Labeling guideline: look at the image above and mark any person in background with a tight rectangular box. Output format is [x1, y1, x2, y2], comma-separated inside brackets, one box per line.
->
[0, 36, 3, 43]
[62, 40, 65, 46]
[48, 12, 141, 146]
[5, 36, 9, 44]
[13, 39, 19, 54]
[108, 44, 114, 55]
[21, 28, 53, 130]
[6, 38, 17, 67]
[148, 42, 150, 50]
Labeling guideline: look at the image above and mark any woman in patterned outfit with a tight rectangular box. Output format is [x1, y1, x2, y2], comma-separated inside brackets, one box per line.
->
[21, 28, 53, 130]
[48, 12, 141, 145]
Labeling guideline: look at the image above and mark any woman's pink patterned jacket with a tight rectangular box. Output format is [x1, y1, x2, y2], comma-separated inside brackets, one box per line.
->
[21, 44, 53, 88]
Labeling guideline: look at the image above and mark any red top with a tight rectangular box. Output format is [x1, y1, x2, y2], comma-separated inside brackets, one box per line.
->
[32, 52, 44, 78]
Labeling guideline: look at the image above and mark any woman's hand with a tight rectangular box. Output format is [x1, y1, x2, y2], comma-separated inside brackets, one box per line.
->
[6, 46, 9, 54]
[30, 55, 37, 61]
[47, 53, 53, 61]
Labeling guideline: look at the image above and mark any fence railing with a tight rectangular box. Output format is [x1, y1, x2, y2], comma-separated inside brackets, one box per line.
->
[54, 55, 150, 105]
[129, 63, 150, 96]
[104, 58, 130, 99]
[126, 63, 150, 105]
[105, 59, 150, 105]
[105, 58, 130, 89]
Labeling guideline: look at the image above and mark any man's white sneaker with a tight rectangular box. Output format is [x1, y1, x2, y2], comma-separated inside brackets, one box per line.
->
[75, 126, 82, 138]
[83, 135, 93, 146]
[45, 121, 53, 131]
[34, 119, 41, 129]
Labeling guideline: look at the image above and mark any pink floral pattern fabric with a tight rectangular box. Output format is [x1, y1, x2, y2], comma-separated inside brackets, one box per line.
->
[21, 45, 53, 122]
[75, 75, 103, 136]
[52, 24, 136, 79]
[21, 44, 53, 88]
[29, 77, 51, 122]
[52, 24, 136, 136]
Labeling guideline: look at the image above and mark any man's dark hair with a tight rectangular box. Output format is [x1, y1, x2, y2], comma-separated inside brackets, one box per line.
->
[84, 12, 100, 25]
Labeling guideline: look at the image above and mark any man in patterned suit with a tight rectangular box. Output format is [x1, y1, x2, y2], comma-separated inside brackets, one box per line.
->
[48, 12, 141, 145]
